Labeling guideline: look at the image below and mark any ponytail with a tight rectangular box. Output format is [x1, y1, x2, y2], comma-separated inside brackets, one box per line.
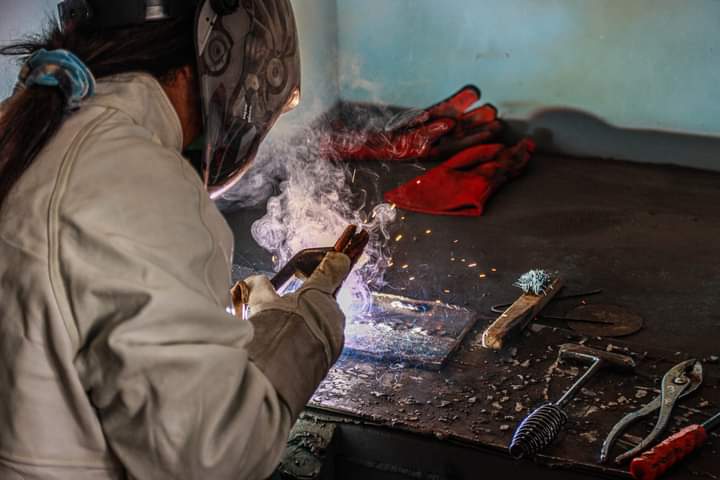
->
[0, 81, 65, 203]
[0, 14, 196, 207]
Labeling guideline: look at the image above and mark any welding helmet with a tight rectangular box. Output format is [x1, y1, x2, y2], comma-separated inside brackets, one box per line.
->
[58, 0, 301, 198]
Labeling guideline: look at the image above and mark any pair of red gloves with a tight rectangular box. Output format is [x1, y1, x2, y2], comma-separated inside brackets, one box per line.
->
[322, 85, 534, 217]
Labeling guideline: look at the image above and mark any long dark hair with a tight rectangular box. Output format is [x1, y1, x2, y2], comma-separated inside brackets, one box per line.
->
[0, 14, 196, 207]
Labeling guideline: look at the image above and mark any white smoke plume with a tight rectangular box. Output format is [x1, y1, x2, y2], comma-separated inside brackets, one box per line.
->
[247, 127, 397, 318]
[224, 57, 405, 318]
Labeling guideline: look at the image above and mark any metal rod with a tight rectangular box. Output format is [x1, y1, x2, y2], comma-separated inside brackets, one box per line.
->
[490, 289, 603, 313]
[703, 410, 720, 432]
[539, 314, 615, 325]
[552, 289, 604, 301]
[555, 356, 603, 408]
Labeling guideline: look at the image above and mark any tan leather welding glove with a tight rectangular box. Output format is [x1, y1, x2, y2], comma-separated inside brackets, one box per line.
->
[242, 252, 351, 417]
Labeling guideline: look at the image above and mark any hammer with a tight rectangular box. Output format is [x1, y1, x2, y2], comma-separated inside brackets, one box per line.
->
[509, 344, 636, 459]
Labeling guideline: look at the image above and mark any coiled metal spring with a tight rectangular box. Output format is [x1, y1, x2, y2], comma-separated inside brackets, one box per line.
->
[509, 403, 568, 459]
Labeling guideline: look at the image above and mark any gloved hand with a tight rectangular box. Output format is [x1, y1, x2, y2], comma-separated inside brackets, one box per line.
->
[266, 225, 370, 294]
[384, 138, 535, 217]
[321, 85, 502, 162]
[238, 252, 352, 417]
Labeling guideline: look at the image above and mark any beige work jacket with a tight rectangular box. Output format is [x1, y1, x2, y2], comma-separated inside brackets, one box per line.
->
[0, 73, 346, 480]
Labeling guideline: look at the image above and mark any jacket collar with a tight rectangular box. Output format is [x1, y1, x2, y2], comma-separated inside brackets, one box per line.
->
[84, 72, 184, 152]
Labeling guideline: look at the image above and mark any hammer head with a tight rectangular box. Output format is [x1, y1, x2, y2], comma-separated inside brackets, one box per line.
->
[559, 343, 636, 371]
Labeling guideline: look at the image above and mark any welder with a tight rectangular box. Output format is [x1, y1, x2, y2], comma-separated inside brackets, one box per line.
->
[0, 1, 361, 479]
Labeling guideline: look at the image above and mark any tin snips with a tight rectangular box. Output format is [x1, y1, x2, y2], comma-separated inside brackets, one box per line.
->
[600, 358, 703, 464]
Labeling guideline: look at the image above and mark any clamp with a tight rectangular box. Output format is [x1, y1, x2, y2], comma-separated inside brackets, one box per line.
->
[600, 358, 703, 464]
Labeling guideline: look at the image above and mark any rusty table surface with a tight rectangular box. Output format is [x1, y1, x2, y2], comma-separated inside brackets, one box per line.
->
[227, 153, 720, 478]
[309, 327, 720, 479]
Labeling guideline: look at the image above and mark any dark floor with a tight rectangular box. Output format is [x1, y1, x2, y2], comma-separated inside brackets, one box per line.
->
[225, 152, 720, 479]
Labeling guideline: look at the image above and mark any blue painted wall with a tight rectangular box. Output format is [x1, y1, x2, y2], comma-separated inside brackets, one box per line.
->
[336, 0, 720, 170]
[0, 0, 56, 96]
[273, 0, 339, 137]
[0, 0, 339, 132]
[3, 1, 720, 169]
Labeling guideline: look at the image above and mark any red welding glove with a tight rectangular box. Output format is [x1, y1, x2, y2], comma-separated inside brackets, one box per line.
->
[321, 85, 503, 162]
[384, 138, 535, 216]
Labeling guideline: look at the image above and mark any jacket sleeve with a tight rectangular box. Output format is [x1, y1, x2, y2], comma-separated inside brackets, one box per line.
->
[241, 252, 350, 417]
[54, 133, 341, 480]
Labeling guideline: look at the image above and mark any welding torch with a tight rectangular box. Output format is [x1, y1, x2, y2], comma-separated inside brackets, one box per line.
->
[270, 225, 369, 292]
[231, 225, 369, 317]
[629, 409, 720, 480]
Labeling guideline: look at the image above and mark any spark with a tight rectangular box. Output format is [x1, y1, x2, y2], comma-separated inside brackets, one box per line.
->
[390, 203, 397, 210]
[443, 289, 451, 294]
[401, 264, 409, 269]
[425, 229, 432, 235]
[351, 168, 357, 184]
[453, 240, 459, 244]
[395, 234, 403, 242]
[409, 276, 416, 281]
[468, 263, 478, 268]
[416, 180, 422, 185]
[479, 273, 487, 278]
[491, 268, 498, 272]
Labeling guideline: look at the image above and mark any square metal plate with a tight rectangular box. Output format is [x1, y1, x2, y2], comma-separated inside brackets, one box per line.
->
[342, 293, 477, 369]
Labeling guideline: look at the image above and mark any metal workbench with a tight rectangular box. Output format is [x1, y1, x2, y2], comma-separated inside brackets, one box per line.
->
[226, 152, 720, 479]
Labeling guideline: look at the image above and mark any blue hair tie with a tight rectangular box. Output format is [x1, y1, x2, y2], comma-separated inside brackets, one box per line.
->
[18, 49, 96, 111]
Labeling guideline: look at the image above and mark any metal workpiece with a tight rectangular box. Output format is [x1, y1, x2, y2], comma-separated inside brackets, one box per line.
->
[704, 409, 720, 432]
[343, 293, 477, 369]
[600, 359, 704, 465]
